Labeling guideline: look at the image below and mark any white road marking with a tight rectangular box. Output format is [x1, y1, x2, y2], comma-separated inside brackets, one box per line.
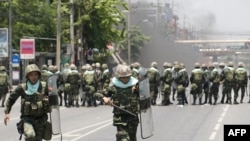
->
[209, 132, 217, 140]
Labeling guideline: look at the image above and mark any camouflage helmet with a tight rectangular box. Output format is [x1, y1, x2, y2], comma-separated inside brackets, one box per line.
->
[54, 65, 59, 71]
[238, 62, 244, 67]
[163, 62, 168, 67]
[25, 64, 41, 77]
[179, 63, 185, 69]
[116, 64, 132, 78]
[81, 65, 87, 70]
[133, 62, 140, 69]
[219, 62, 225, 67]
[102, 63, 108, 69]
[174, 64, 180, 70]
[70, 64, 76, 70]
[168, 63, 172, 68]
[208, 63, 214, 68]
[0, 66, 6, 71]
[228, 61, 234, 67]
[42, 64, 48, 70]
[86, 64, 92, 71]
[95, 62, 101, 68]
[201, 64, 207, 68]
[64, 63, 70, 68]
[48, 65, 54, 72]
[194, 62, 200, 68]
[91, 63, 96, 68]
[151, 61, 157, 68]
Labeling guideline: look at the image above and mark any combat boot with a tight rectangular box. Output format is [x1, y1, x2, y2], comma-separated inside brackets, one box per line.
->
[76, 101, 79, 107]
[233, 99, 239, 104]
[199, 98, 202, 105]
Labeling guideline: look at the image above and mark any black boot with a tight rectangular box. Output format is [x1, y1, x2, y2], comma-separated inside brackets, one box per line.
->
[192, 97, 196, 105]
[199, 98, 202, 105]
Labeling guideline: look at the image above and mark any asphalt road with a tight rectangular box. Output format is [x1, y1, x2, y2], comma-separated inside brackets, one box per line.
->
[1, 89, 250, 141]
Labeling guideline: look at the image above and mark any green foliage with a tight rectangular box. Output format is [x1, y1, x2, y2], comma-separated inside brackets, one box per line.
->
[117, 25, 150, 61]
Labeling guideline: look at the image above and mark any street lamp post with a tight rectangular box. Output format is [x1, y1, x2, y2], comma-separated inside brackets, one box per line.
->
[56, 0, 61, 69]
[8, 0, 12, 87]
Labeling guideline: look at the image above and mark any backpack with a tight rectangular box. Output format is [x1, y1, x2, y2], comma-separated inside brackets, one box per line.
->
[147, 70, 156, 83]
[0, 73, 7, 85]
[84, 71, 96, 85]
[225, 68, 234, 81]
[235, 69, 246, 81]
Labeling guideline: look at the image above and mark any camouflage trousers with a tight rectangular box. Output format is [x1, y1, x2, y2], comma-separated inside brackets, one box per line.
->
[149, 83, 158, 105]
[114, 114, 139, 141]
[223, 82, 235, 102]
[22, 115, 52, 141]
[0, 86, 8, 106]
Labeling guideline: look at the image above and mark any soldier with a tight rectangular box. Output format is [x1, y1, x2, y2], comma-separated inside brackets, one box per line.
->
[94, 64, 140, 141]
[101, 63, 111, 89]
[220, 62, 235, 104]
[66, 64, 81, 107]
[62, 63, 71, 107]
[201, 64, 210, 104]
[234, 62, 248, 104]
[160, 62, 174, 105]
[0, 66, 11, 107]
[190, 63, 205, 105]
[218, 62, 227, 104]
[82, 64, 98, 107]
[177, 63, 189, 105]
[147, 62, 160, 105]
[53, 65, 64, 106]
[131, 62, 140, 80]
[80, 65, 88, 106]
[95, 62, 103, 105]
[40, 64, 52, 82]
[171, 61, 179, 101]
[4, 64, 52, 141]
[208, 63, 220, 105]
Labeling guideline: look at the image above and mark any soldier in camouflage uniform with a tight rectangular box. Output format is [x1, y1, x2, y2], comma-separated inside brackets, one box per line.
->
[82, 64, 98, 107]
[53, 65, 64, 106]
[0, 66, 11, 107]
[80, 65, 87, 106]
[95, 62, 103, 105]
[160, 62, 174, 105]
[220, 62, 235, 104]
[4, 64, 52, 141]
[201, 64, 210, 104]
[66, 64, 81, 107]
[62, 63, 71, 107]
[176, 63, 189, 105]
[234, 62, 248, 104]
[208, 63, 220, 105]
[131, 62, 140, 80]
[147, 62, 160, 105]
[190, 63, 205, 105]
[218, 62, 227, 104]
[101, 63, 111, 89]
[40, 64, 53, 82]
[94, 64, 140, 141]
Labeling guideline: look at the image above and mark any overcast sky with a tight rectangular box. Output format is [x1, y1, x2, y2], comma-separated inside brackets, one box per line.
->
[175, 0, 250, 33]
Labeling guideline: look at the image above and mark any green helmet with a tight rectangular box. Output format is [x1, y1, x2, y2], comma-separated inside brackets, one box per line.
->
[0, 66, 6, 71]
[228, 61, 234, 67]
[25, 64, 41, 77]
[133, 62, 140, 69]
[151, 62, 157, 68]
[116, 64, 131, 78]
[42, 64, 48, 70]
[194, 63, 200, 68]
[102, 64, 108, 69]
[95, 62, 101, 68]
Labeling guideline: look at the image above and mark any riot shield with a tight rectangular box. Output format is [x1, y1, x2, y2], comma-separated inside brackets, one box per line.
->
[138, 67, 154, 139]
[47, 74, 62, 136]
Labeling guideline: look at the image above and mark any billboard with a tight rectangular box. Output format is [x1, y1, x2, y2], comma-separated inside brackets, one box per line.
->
[20, 39, 35, 59]
[0, 28, 8, 57]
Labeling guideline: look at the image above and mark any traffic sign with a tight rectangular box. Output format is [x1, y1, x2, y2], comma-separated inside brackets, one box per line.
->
[12, 54, 20, 67]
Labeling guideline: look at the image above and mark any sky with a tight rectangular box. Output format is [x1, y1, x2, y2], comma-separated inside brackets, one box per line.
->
[133, 0, 250, 39]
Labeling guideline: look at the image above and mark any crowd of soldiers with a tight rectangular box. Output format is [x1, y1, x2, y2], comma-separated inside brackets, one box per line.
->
[143, 60, 250, 106]
[31, 59, 250, 109]
[40, 62, 110, 108]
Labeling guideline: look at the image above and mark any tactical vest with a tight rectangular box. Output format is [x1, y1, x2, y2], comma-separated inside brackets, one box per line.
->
[84, 71, 96, 85]
[192, 69, 203, 82]
[68, 72, 79, 84]
[235, 68, 246, 81]
[20, 82, 50, 116]
[225, 67, 234, 82]
[112, 86, 139, 114]
[147, 70, 157, 83]
[0, 73, 7, 85]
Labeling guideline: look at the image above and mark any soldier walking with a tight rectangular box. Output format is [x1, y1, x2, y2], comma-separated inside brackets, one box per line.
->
[0, 66, 11, 107]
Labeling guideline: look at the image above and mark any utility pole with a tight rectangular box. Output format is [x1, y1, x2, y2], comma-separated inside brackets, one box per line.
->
[56, 0, 61, 69]
[70, 0, 75, 64]
[127, 0, 131, 65]
[8, 0, 12, 87]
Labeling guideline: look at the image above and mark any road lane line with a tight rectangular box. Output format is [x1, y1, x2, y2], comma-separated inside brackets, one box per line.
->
[214, 123, 220, 130]
[209, 132, 217, 140]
